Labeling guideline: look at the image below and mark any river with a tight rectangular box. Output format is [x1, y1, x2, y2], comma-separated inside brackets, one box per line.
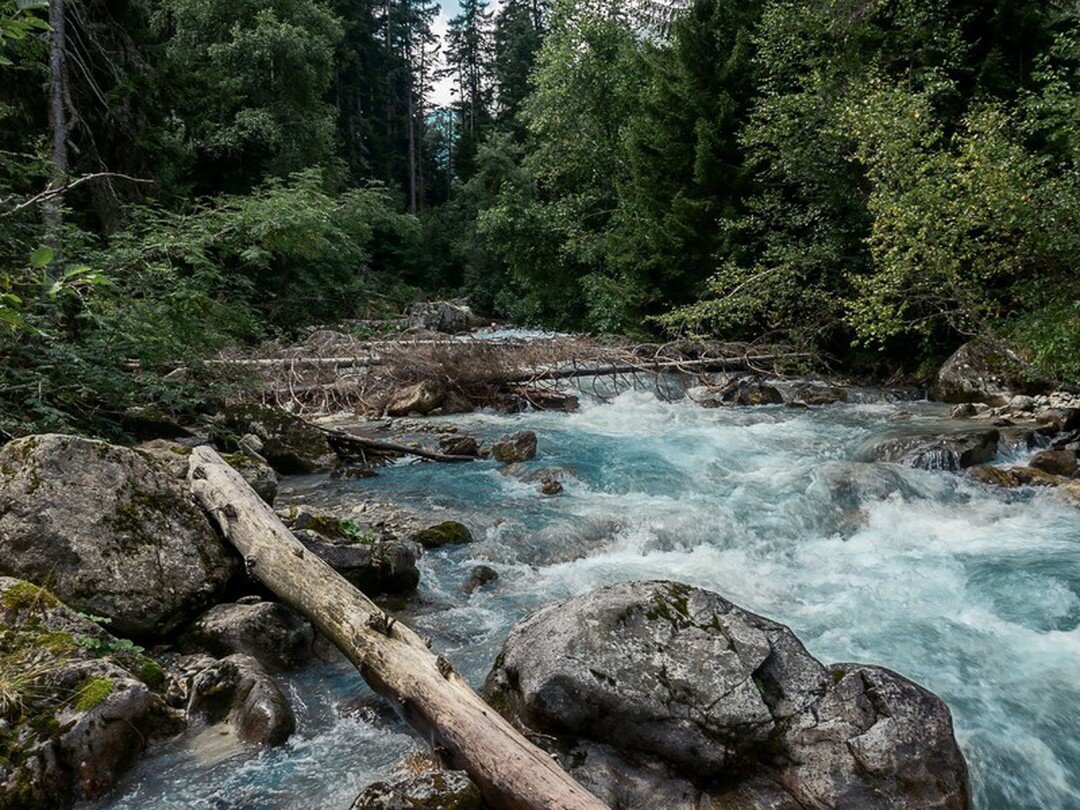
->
[97, 387, 1080, 809]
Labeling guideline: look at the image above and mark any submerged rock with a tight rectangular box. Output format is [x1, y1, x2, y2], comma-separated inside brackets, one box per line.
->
[0, 578, 181, 809]
[184, 601, 314, 672]
[0, 434, 237, 637]
[486, 581, 969, 810]
[213, 403, 337, 474]
[863, 428, 999, 471]
[966, 465, 1061, 488]
[491, 431, 537, 463]
[933, 337, 1035, 406]
[185, 653, 294, 747]
[465, 565, 499, 593]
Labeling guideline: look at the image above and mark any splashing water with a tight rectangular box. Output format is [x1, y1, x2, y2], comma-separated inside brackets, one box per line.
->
[99, 390, 1080, 809]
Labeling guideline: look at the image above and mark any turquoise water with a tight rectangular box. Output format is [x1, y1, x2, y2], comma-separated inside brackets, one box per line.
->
[99, 390, 1080, 809]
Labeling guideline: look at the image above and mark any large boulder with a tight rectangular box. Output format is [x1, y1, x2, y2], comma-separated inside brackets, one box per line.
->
[933, 337, 1037, 406]
[486, 581, 969, 810]
[0, 578, 182, 809]
[0, 435, 237, 637]
[213, 404, 337, 474]
[183, 601, 314, 672]
[405, 300, 480, 334]
[863, 428, 999, 471]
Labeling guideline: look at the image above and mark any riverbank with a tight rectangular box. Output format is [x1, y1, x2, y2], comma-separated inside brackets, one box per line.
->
[2, 319, 1079, 808]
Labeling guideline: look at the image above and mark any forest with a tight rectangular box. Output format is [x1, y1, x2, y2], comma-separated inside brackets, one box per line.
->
[1, 0, 1078, 438]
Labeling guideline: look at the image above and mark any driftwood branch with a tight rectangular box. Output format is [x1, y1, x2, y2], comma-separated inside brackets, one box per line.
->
[187, 446, 606, 810]
[2, 172, 153, 218]
[319, 425, 475, 463]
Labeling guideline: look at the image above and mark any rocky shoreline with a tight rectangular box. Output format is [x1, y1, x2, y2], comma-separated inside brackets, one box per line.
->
[1, 331, 1077, 808]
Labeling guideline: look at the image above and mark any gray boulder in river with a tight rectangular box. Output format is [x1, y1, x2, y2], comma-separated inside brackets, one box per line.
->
[405, 299, 481, 333]
[862, 427, 1000, 471]
[486, 580, 969, 810]
[933, 336, 1039, 406]
[182, 600, 315, 672]
[0, 434, 238, 637]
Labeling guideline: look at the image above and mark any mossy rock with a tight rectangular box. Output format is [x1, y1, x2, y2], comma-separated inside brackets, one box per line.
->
[0, 577, 180, 809]
[412, 521, 473, 549]
[214, 403, 336, 475]
[0, 434, 237, 637]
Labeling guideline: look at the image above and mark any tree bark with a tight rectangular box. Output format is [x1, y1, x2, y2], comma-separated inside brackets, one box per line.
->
[187, 446, 607, 810]
[44, 0, 68, 247]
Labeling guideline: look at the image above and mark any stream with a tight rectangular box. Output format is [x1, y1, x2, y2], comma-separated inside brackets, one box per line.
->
[98, 388, 1080, 809]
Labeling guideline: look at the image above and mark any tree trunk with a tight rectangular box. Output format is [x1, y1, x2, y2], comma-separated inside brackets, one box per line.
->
[187, 446, 608, 810]
[44, 0, 68, 247]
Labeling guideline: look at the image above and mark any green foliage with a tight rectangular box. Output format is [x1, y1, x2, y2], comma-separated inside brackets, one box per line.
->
[0, 0, 47, 65]
[479, 2, 645, 328]
[0, 170, 421, 438]
[159, 0, 344, 190]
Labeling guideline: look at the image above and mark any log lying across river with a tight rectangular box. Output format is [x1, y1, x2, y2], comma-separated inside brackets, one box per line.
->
[187, 446, 606, 810]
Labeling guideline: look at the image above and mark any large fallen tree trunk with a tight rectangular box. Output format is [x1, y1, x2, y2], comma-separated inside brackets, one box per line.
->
[187, 446, 605, 810]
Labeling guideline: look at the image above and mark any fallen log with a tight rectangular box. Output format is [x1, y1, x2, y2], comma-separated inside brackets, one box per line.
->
[507, 353, 809, 383]
[318, 425, 476, 463]
[188, 446, 607, 810]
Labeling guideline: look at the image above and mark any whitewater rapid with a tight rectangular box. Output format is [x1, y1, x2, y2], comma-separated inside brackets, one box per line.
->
[98, 390, 1080, 809]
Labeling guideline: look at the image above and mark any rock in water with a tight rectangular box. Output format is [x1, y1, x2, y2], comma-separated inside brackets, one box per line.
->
[491, 431, 537, 463]
[0, 435, 237, 637]
[183, 601, 314, 672]
[405, 300, 480, 334]
[185, 653, 295, 746]
[863, 429, 1000, 471]
[0, 578, 182, 809]
[1028, 449, 1078, 477]
[413, 521, 473, 549]
[933, 337, 1036, 406]
[486, 581, 969, 810]
[351, 754, 482, 809]
[213, 403, 337, 474]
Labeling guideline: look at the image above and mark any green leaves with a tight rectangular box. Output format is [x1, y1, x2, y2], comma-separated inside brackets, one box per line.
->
[28, 245, 53, 269]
